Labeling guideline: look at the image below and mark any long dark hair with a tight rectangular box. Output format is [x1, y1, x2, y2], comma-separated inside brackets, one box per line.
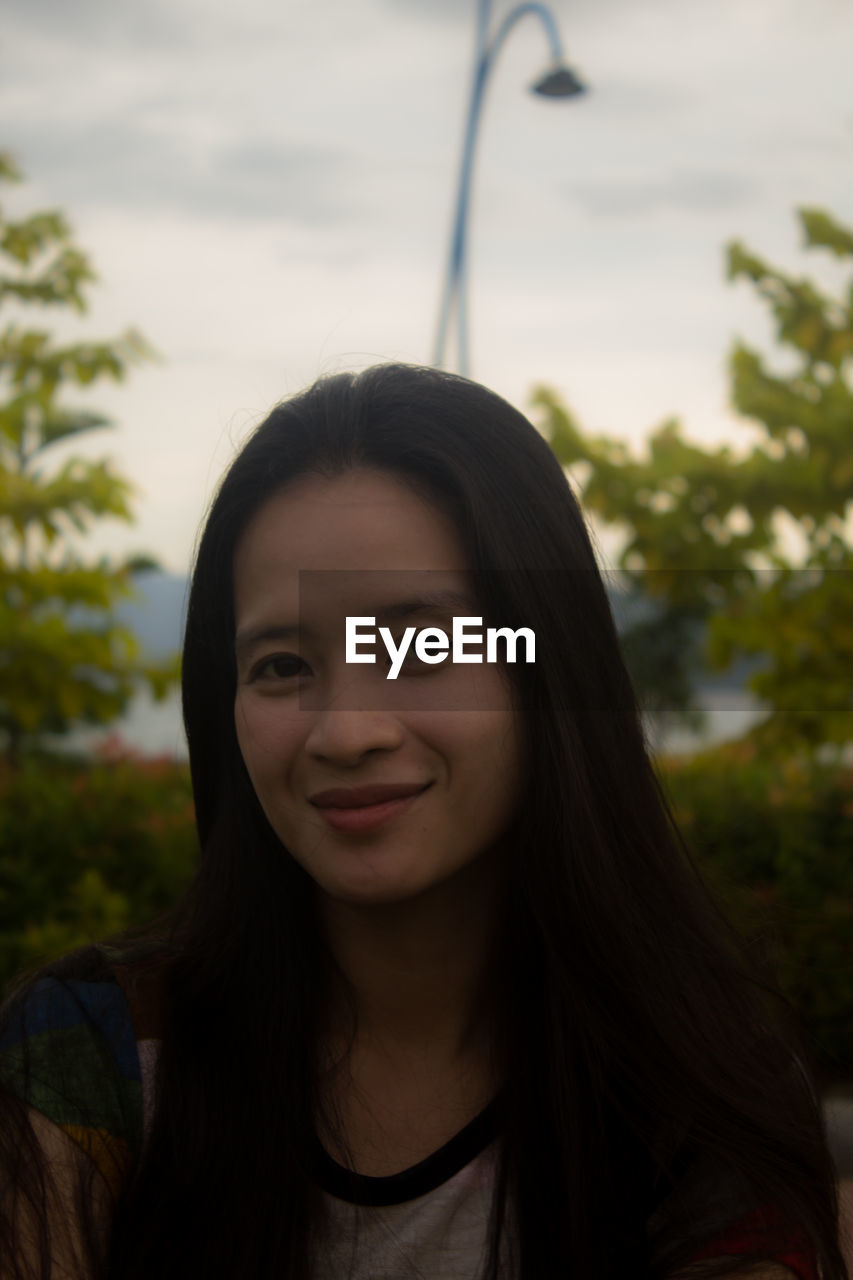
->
[0, 363, 846, 1279]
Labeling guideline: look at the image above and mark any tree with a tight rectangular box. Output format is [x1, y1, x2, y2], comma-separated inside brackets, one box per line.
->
[531, 208, 853, 761]
[0, 151, 178, 764]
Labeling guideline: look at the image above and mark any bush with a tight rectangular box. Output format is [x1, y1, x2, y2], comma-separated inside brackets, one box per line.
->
[659, 741, 853, 1082]
[2, 740, 849, 1082]
[0, 744, 197, 990]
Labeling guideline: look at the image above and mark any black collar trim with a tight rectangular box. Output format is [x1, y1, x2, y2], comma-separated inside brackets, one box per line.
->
[311, 1096, 501, 1206]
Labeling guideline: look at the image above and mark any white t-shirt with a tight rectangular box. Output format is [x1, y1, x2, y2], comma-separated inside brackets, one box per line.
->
[311, 1097, 516, 1279]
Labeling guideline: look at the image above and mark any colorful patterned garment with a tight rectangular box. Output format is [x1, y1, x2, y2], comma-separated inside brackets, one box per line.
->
[0, 945, 820, 1279]
[0, 956, 144, 1200]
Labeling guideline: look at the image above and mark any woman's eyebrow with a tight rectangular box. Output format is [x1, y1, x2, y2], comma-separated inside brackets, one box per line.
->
[372, 588, 479, 623]
[235, 623, 301, 658]
[234, 590, 479, 657]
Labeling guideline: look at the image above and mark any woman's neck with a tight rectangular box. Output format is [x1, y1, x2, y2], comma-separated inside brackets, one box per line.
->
[318, 850, 506, 1070]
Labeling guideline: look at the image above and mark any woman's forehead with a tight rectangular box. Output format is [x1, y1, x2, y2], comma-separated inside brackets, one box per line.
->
[233, 468, 468, 580]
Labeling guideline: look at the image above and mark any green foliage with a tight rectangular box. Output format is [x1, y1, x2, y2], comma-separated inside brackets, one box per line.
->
[1, 747, 848, 1080]
[532, 207, 853, 759]
[0, 149, 178, 760]
[0, 750, 197, 986]
[660, 745, 853, 1079]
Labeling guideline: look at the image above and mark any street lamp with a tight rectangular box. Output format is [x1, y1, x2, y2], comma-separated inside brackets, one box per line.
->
[433, 0, 587, 376]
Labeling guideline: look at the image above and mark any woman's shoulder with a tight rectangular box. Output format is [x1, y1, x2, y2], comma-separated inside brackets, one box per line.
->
[0, 937, 172, 1055]
[0, 939, 172, 1195]
[97, 937, 172, 1040]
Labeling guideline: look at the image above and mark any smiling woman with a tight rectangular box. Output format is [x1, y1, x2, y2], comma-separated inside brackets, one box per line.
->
[231, 470, 523, 913]
[0, 364, 847, 1280]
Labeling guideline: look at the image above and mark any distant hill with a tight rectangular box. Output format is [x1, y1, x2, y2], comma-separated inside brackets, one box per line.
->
[62, 570, 765, 759]
[119, 569, 759, 677]
[116, 571, 189, 657]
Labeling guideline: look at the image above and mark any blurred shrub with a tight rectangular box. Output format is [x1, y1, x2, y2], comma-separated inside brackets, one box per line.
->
[0, 746, 197, 989]
[659, 741, 853, 1081]
[1, 742, 850, 1080]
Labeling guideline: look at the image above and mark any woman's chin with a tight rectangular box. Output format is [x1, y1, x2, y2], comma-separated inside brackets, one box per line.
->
[315, 866, 440, 911]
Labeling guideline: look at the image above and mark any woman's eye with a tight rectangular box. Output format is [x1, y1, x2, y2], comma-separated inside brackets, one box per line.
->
[383, 646, 432, 675]
[251, 654, 306, 682]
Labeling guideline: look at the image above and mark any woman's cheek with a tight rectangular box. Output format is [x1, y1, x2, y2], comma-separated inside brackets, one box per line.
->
[235, 693, 296, 769]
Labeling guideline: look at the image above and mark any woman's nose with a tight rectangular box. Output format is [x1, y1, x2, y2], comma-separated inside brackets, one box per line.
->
[303, 705, 405, 766]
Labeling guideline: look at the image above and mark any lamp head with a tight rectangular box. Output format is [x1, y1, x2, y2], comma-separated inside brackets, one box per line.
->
[531, 64, 587, 98]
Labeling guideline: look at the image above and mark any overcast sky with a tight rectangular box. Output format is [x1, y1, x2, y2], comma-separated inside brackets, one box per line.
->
[3, 0, 852, 574]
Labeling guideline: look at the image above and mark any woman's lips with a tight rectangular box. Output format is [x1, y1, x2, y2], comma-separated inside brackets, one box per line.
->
[314, 784, 432, 834]
[310, 782, 430, 808]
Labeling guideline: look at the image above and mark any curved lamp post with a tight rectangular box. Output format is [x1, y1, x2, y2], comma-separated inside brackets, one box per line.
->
[433, 0, 587, 376]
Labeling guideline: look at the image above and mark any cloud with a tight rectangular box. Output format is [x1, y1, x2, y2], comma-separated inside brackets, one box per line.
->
[9, 118, 361, 224]
[3, 0, 190, 51]
[381, 0, 467, 18]
[565, 169, 756, 217]
[381, 0, 645, 22]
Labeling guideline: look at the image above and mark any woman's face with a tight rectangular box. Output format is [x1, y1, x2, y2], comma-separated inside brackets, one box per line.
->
[232, 467, 523, 909]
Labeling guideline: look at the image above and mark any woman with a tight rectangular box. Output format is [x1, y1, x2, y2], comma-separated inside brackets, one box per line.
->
[0, 363, 846, 1279]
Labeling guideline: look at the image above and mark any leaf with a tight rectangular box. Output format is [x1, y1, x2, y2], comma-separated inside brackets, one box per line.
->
[0, 155, 171, 760]
[535, 207, 853, 757]
[0, 152, 23, 184]
[799, 208, 853, 259]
